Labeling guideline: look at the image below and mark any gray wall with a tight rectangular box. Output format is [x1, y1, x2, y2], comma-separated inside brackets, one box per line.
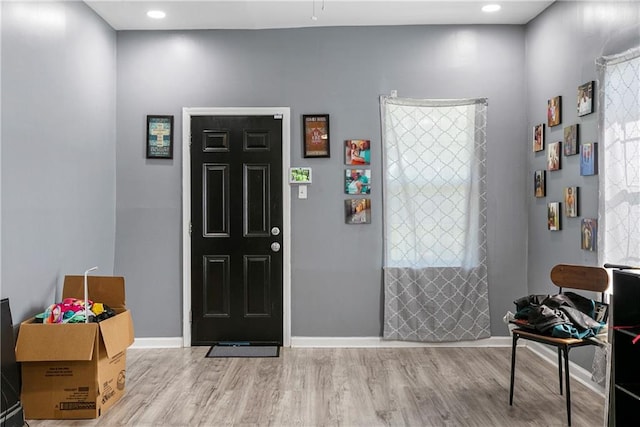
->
[525, 1, 640, 367]
[6, 1, 637, 356]
[0, 1, 117, 322]
[115, 26, 529, 338]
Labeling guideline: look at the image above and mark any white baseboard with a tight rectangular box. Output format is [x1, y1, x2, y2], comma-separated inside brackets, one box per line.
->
[525, 341, 605, 396]
[131, 337, 183, 349]
[290, 336, 513, 348]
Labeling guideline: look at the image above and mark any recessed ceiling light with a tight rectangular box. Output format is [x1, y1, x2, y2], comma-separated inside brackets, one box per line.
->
[482, 4, 501, 13]
[147, 10, 166, 19]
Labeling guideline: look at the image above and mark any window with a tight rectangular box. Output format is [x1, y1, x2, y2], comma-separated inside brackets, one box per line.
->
[598, 47, 640, 269]
[382, 99, 485, 268]
[380, 96, 490, 342]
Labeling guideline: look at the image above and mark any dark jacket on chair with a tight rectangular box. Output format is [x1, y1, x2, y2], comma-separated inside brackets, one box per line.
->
[514, 292, 604, 339]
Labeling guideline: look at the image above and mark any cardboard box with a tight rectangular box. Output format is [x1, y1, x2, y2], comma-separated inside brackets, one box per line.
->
[15, 276, 134, 419]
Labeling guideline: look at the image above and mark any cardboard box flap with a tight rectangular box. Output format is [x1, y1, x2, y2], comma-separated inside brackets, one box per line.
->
[63, 276, 126, 311]
[99, 310, 134, 358]
[16, 321, 97, 362]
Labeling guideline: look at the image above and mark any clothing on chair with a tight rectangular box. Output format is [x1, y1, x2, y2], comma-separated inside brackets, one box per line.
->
[514, 291, 604, 339]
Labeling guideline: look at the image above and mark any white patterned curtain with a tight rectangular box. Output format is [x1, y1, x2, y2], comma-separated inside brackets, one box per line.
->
[380, 96, 490, 342]
[595, 47, 640, 419]
[597, 47, 640, 268]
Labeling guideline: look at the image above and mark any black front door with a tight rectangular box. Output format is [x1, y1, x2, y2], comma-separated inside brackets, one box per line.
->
[190, 115, 283, 345]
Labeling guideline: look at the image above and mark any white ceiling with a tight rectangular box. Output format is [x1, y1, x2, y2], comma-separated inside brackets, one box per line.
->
[85, 0, 555, 31]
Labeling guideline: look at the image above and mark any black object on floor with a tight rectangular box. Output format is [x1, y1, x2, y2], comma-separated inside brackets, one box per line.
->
[206, 344, 279, 358]
[1, 298, 25, 427]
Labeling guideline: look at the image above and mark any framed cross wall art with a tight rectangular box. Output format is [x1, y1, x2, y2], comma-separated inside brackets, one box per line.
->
[146, 115, 174, 159]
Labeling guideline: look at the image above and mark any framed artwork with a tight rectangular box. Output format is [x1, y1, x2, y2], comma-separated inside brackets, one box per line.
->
[302, 114, 330, 158]
[578, 81, 594, 117]
[580, 142, 598, 176]
[547, 96, 562, 127]
[563, 124, 579, 156]
[345, 169, 371, 195]
[345, 139, 371, 165]
[289, 167, 312, 184]
[146, 115, 174, 159]
[547, 141, 561, 171]
[548, 202, 561, 231]
[533, 124, 545, 152]
[581, 218, 597, 251]
[534, 170, 546, 198]
[564, 187, 578, 217]
[344, 198, 371, 224]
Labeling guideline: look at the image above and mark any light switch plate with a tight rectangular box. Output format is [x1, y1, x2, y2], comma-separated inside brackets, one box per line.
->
[298, 185, 307, 199]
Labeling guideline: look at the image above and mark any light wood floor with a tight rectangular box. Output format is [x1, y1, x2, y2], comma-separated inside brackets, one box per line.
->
[26, 346, 604, 427]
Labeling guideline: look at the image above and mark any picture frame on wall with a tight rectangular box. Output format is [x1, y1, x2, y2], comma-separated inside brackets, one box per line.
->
[578, 81, 594, 117]
[581, 218, 597, 251]
[345, 198, 371, 224]
[289, 167, 312, 184]
[534, 170, 545, 198]
[548, 202, 561, 231]
[302, 114, 330, 158]
[563, 124, 579, 156]
[580, 142, 598, 176]
[345, 169, 371, 195]
[547, 96, 562, 127]
[146, 115, 174, 159]
[547, 141, 561, 171]
[564, 187, 578, 217]
[345, 139, 371, 165]
[533, 124, 545, 152]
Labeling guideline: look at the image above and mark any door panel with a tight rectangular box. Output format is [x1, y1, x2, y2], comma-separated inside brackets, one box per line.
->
[203, 165, 229, 236]
[191, 115, 283, 345]
[202, 255, 230, 316]
[244, 255, 271, 316]
[245, 165, 270, 236]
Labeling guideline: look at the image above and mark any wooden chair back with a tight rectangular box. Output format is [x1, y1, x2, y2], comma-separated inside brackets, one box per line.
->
[550, 264, 609, 293]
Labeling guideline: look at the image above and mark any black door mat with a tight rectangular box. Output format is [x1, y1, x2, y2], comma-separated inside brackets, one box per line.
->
[206, 345, 279, 358]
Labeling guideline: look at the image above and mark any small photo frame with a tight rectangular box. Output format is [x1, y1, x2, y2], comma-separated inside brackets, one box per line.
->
[563, 124, 579, 156]
[564, 187, 578, 217]
[345, 139, 371, 165]
[547, 96, 562, 127]
[548, 202, 561, 231]
[578, 81, 594, 117]
[302, 114, 330, 158]
[345, 169, 371, 195]
[533, 124, 545, 152]
[146, 115, 174, 159]
[580, 142, 598, 176]
[547, 141, 561, 171]
[345, 198, 371, 224]
[534, 170, 546, 198]
[289, 167, 312, 184]
[581, 218, 597, 251]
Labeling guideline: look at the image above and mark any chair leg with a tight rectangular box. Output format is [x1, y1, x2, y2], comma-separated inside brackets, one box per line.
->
[509, 333, 518, 406]
[557, 347, 563, 395]
[563, 346, 572, 426]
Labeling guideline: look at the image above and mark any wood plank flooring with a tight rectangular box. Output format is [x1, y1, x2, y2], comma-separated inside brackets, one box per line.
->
[26, 347, 604, 426]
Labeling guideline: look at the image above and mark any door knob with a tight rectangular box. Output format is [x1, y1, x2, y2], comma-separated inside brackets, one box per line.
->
[270, 242, 281, 252]
[271, 227, 281, 236]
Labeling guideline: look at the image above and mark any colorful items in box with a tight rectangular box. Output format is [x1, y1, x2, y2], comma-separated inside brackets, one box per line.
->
[38, 298, 115, 324]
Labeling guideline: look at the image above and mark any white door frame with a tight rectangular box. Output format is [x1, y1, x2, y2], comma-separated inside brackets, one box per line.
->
[181, 107, 291, 348]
